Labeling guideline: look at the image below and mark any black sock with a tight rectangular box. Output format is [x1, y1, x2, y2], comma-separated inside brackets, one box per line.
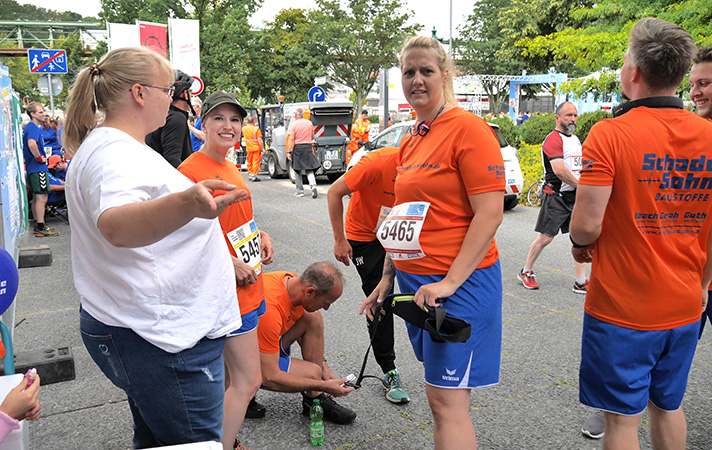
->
[36, 222, 45, 230]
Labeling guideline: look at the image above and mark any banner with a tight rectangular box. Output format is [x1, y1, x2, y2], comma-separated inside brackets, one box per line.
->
[138, 21, 168, 58]
[107, 22, 139, 51]
[168, 18, 200, 78]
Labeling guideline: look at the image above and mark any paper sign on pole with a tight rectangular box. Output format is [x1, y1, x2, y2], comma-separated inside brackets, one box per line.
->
[138, 21, 168, 58]
[107, 23, 139, 51]
[168, 18, 200, 78]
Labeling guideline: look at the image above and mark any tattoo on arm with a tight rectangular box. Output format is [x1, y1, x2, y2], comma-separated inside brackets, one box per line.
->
[383, 255, 394, 277]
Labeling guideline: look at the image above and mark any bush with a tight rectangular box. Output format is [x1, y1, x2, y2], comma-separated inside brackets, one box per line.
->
[518, 142, 544, 204]
[367, 115, 379, 124]
[486, 116, 520, 147]
[576, 110, 612, 143]
[519, 113, 555, 145]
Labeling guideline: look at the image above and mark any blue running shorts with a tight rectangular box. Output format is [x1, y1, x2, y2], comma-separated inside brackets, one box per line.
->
[227, 299, 266, 337]
[580, 313, 698, 415]
[395, 260, 502, 388]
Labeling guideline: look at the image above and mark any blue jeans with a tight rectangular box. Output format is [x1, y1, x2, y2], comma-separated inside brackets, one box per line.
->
[80, 307, 226, 448]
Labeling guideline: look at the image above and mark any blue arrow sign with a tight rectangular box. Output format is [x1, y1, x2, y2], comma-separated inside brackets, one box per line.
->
[28, 49, 68, 74]
[308, 86, 326, 102]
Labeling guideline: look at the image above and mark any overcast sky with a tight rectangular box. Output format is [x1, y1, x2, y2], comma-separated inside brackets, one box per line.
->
[18, 0, 474, 38]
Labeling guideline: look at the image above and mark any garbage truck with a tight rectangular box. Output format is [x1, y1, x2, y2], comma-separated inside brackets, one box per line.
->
[260, 101, 354, 182]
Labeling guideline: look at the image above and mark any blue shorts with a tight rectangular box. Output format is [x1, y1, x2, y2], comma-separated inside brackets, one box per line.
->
[580, 313, 698, 415]
[395, 260, 502, 389]
[260, 340, 292, 390]
[227, 299, 266, 337]
[699, 291, 712, 338]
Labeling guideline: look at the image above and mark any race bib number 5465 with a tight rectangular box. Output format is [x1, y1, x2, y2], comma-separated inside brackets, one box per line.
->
[377, 202, 430, 260]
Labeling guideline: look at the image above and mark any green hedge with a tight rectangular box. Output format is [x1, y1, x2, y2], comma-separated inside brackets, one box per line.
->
[576, 110, 612, 143]
[486, 116, 520, 148]
[518, 143, 544, 204]
[519, 113, 555, 146]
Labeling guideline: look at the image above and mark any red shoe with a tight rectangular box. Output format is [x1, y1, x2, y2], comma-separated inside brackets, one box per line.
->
[518, 269, 539, 290]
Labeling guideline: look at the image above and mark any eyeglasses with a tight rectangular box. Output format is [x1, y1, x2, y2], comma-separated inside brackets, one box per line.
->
[138, 84, 176, 97]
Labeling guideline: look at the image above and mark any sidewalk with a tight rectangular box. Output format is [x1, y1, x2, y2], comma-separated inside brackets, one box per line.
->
[13, 176, 712, 449]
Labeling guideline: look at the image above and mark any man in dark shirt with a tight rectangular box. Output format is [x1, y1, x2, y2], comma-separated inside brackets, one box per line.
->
[145, 70, 195, 168]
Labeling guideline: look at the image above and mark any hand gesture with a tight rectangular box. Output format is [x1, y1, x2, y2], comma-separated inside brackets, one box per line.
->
[0, 375, 41, 421]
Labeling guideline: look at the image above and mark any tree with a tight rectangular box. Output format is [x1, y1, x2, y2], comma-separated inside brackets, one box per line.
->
[249, 8, 332, 103]
[309, 0, 421, 115]
[457, 0, 527, 113]
[100, 0, 187, 24]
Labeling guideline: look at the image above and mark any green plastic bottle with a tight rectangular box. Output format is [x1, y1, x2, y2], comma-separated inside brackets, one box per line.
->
[309, 398, 324, 446]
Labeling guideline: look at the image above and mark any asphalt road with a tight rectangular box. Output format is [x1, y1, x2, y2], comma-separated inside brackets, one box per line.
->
[13, 172, 712, 449]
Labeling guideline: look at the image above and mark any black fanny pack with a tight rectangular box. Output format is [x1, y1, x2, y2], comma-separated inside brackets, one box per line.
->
[383, 293, 472, 344]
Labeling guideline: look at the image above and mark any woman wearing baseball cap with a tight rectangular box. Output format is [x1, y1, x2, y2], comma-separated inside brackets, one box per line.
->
[179, 91, 274, 450]
[63, 48, 246, 447]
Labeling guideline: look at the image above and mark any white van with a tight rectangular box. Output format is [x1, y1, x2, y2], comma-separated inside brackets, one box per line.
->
[349, 121, 524, 210]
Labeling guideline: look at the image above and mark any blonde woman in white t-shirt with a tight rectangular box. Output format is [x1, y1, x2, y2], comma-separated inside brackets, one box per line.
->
[63, 47, 245, 448]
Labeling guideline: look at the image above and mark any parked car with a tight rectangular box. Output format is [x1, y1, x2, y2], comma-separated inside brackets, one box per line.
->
[348, 120, 524, 210]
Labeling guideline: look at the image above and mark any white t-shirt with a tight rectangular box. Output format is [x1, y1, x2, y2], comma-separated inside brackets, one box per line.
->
[66, 127, 241, 353]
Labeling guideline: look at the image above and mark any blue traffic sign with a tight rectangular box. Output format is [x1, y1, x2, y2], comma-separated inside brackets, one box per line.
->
[28, 49, 67, 74]
[308, 86, 326, 102]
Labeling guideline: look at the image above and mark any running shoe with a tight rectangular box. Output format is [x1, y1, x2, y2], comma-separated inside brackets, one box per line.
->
[232, 438, 253, 450]
[384, 369, 409, 404]
[581, 409, 604, 439]
[311, 186, 318, 198]
[573, 279, 589, 294]
[517, 269, 539, 289]
[244, 396, 266, 419]
[34, 226, 59, 237]
[302, 392, 356, 424]
[293, 192, 305, 197]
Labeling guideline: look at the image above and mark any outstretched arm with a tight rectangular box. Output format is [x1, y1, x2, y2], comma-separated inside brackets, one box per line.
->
[98, 180, 246, 248]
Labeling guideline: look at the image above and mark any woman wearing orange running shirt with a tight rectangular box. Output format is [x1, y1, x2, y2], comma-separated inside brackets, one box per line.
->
[361, 36, 505, 449]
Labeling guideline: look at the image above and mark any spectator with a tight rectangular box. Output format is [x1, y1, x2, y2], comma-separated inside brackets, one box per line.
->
[145, 70, 195, 167]
[286, 108, 319, 198]
[0, 374, 41, 444]
[23, 102, 57, 237]
[188, 96, 205, 153]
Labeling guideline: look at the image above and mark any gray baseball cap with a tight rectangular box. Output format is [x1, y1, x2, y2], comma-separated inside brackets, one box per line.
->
[201, 91, 247, 121]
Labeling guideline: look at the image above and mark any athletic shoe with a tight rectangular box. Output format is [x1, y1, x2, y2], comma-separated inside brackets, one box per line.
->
[384, 369, 409, 404]
[573, 279, 589, 294]
[232, 438, 253, 450]
[581, 409, 605, 439]
[302, 392, 356, 424]
[34, 226, 59, 237]
[517, 269, 539, 290]
[244, 396, 266, 419]
[249, 175, 261, 182]
[311, 186, 318, 198]
[293, 192, 305, 197]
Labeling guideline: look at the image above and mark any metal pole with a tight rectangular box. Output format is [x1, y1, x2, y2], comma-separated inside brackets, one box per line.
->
[449, 0, 452, 56]
[48, 73, 55, 115]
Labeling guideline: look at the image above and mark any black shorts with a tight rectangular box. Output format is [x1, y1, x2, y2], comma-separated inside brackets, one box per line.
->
[534, 191, 576, 237]
[27, 171, 50, 194]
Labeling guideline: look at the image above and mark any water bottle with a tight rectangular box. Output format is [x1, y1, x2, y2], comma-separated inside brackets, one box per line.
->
[309, 398, 324, 446]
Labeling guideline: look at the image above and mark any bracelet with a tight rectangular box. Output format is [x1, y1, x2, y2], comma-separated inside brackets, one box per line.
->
[569, 235, 590, 249]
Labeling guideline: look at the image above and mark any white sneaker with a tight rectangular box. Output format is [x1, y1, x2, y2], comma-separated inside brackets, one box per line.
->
[293, 192, 305, 197]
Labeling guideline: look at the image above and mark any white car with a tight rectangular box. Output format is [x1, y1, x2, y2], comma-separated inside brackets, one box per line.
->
[348, 120, 524, 210]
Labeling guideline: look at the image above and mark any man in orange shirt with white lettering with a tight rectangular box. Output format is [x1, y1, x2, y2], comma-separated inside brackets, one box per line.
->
[570, 19, 712, 449]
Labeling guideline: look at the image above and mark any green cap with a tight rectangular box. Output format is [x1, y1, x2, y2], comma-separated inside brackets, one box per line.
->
[201, 91, 247, 121]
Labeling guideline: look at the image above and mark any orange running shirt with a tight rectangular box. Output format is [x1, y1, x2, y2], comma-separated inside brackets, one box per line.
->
[580, 107, 712, 330]
[178, 151, 265, 316]
[257, 271, 304, 354]
[343, 146, 398, 242]
[243, 124, 263, 153]
[392, 107, 505, 274]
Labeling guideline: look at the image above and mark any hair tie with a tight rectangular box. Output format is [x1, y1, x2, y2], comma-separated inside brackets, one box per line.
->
[89, 63, 102, 76]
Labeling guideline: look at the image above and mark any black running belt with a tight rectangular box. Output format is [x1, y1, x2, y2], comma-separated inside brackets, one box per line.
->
[351, 293, 472, 389]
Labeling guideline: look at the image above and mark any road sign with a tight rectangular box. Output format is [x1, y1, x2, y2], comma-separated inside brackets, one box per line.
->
[37, 75, 63, 97]
[308, 86, 326, 102]
[314, 76, 326, 86]
[191, 76, 204, 96]
[28, 49, 68, 74]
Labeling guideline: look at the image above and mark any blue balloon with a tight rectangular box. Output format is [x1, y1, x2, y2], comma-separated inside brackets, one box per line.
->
[0, 247, 18, 316]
